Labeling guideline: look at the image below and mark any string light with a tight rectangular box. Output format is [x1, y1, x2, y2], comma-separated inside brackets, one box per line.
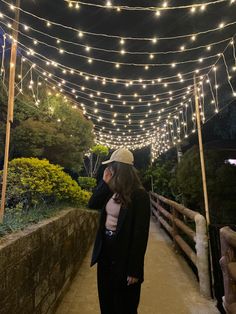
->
[3, 21, 223, 68]
[2, 1, 236, 42]
[30, 62, 193, 121]
[65, 0, 230, 12]
[0, 9, 233, 75]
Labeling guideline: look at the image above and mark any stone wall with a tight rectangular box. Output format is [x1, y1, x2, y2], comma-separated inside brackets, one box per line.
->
[0, 208, 99, 314]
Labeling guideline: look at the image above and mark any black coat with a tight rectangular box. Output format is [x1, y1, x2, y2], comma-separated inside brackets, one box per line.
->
[88, 180, 150, 283]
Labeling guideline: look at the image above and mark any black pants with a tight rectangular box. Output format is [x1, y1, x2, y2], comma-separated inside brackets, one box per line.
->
[97, 234, 141, 314]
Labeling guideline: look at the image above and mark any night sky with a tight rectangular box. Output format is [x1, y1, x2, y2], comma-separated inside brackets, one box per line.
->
[0, 0, 236, 163]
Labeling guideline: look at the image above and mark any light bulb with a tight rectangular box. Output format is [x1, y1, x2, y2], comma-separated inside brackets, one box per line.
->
[152, 37, 157, 44]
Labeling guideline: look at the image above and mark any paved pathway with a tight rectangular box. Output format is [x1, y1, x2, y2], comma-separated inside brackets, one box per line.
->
[56, 219, 219, 314]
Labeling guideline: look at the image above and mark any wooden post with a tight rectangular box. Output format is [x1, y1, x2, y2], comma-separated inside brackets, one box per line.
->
[194, 75, 215, 297]
[194, 75, 210, 226]
[0, 0, 21, 223]
[150, 175, 154, 192]
[172, 207, 179, 252]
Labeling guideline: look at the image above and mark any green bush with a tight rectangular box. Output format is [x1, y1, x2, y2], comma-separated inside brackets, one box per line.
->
[0, 157, 91, 211]
[78, 176, 96, 191]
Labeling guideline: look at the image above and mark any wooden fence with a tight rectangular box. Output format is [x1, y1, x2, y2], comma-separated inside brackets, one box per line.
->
[150, 191, 211, 298]
[220, 227, 236, 314]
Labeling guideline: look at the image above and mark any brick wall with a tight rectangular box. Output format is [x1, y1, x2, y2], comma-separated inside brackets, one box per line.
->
[0, 208, 99, 314]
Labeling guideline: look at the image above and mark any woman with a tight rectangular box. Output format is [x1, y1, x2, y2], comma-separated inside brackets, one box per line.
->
[88, 147, 150, 314]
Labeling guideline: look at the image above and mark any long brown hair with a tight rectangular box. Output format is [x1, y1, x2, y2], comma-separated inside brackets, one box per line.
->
[107, 161, 144, 207]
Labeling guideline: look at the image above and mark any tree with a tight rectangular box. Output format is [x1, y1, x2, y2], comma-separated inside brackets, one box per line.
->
[0, 82, 94, 172]
[84, 144, 109, 177]
[175, 146, 236, 224]
[142, 157, 177, 199]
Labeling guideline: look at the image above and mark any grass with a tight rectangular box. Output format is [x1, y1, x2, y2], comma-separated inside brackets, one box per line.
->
[0, 202, 79, 237]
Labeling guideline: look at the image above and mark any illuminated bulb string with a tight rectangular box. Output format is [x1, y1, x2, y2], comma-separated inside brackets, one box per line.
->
[151, 74, 236, 156]
[66, 0, 230, 12]
[38, 73, 194, 108]
[8, 36, 235, 135]
[1, 23, 221, 87]
[95, 117, 191, 142]
[97, 112, 190, 147]
[21, 56, 195, 102]
[92, 104, 194, 136]
[0, 33, 234, 151]
[36, 75, 190, 130]
[19, 47, 231, 126]
[222, 53, 236, 95]
[22, 57, 186, 122]
[15, 63, 33, 97]
[11, 42, 198, 103]
[0, 33, 6, 84]
[19, 53, 196, 108]
[0, 48, 190, 145]
[1, 11, 233, 58]
[1, 0, 236, 42]
[3, 34, 234, 103]
[32, 72, 196, 121]
[2, 28, 223, 94]
[1, 19, 226, 69]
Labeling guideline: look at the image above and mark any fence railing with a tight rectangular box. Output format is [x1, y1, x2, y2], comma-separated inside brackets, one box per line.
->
[220, 227, 236, 314]
[150, 191, 211, 298]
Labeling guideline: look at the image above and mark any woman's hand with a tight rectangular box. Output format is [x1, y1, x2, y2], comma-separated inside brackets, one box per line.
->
[127, 276, 139, 286]
[103, 167, 113, 184]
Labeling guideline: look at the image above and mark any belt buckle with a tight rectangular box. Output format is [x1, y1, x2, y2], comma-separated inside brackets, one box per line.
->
[105, 229, 115, 236]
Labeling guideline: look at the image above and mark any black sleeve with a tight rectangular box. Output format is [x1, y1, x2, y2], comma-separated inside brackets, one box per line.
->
[88, 179, 112, 210]
[127, 190, 150, 279]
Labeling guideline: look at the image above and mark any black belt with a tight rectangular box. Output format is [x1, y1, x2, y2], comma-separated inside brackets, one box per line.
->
[105, 229, 116, 236]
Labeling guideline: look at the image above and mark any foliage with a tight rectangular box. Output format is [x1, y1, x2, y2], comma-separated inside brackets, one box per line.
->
[175, 146, 236, 224]
[0, 205, 61, 237]
[78, 176, 97, 191]
[142, 158, 176, 199]
[84, 144, 109, 177]
[0, 158, 91, 212]
[0, 82, 94, 172]
[91, 144, 109, 156]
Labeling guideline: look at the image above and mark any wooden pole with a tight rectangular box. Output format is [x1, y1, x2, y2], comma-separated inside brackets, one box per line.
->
[194, 75, 210, 226]
[0, 0, 21, 223]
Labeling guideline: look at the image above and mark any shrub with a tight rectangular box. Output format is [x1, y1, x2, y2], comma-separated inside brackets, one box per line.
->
[78, 176, 96, 191]
[0, 157, 91, 212]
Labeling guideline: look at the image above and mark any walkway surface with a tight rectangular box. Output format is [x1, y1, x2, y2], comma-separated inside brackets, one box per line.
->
[56, 219, 219, 314]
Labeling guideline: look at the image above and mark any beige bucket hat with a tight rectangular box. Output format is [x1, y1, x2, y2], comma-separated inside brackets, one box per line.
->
[102, 147, 134, 165]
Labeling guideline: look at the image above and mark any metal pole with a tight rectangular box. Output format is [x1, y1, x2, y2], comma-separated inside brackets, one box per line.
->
[194, 75, 210, 226]
[0, 0, 21, 223]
